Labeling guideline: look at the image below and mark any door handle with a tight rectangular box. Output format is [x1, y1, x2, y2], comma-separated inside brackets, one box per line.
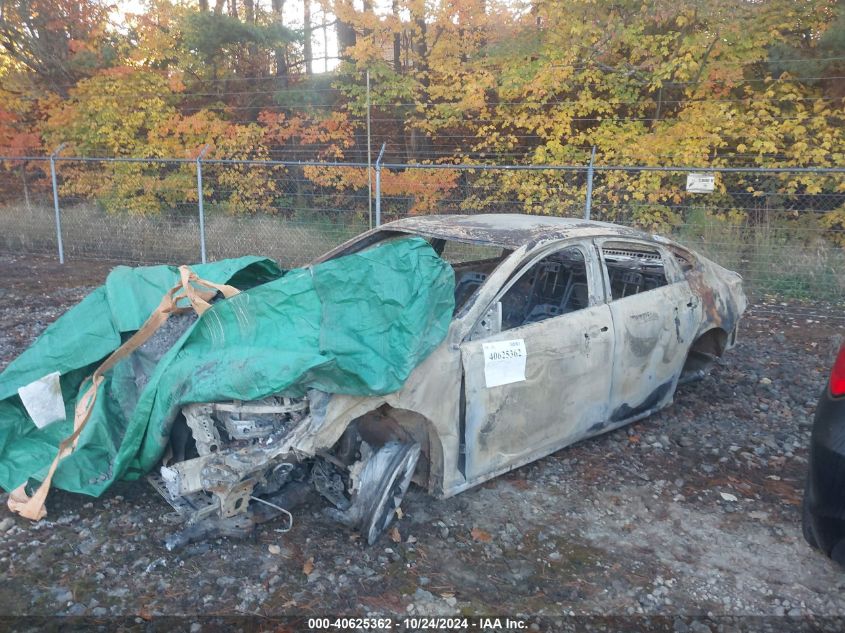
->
[586, 325, 609, 337]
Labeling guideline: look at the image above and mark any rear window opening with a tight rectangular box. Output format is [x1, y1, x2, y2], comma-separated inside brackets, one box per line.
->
[602, 242, 668, 300]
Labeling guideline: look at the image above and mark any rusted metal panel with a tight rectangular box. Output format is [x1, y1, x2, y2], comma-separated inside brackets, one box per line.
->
[686, 259, 747, 340]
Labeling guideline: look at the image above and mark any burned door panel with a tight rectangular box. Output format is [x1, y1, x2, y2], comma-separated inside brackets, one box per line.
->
[597, 240, 702, 420]
[459, 243, 613, 483]
[460, 307, 614, 481]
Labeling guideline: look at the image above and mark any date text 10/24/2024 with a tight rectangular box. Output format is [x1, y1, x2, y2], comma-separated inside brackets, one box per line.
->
[307, 617, 530, 630]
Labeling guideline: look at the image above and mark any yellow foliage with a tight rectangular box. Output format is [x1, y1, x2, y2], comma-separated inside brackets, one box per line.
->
[0, 0, 839, 234]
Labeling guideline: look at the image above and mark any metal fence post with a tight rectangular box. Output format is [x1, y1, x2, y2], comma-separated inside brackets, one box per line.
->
[584, 145, 596, 221]
[366, 69, 373, 230]
[49, 143, 67, 264]
[196, 144, 210, 264]
[375, 143, 386, 227]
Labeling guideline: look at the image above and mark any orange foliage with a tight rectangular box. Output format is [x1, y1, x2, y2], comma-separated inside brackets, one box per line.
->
[381, 168, 459, 216]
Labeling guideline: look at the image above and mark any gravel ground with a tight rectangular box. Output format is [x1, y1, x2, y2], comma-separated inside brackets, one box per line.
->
[1, 253, 845, 626]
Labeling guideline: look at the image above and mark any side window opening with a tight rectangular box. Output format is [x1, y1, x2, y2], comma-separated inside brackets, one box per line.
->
[601, 242, 668, 300]
[499, 247, 588, 330]
[431, 240, 513, 314]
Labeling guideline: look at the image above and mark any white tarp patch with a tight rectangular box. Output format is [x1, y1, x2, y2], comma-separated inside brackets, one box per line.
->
[17, 371, 66, 429]
[482, 339, 527, 388]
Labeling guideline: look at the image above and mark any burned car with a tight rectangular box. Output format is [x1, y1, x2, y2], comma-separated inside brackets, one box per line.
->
[149, 215, 748, 546]
[1, 214, 746, 547]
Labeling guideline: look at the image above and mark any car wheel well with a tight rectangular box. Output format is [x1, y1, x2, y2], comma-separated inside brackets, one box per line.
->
[680, 327, 729, 384]
[335, 406, 443, 495]
[692, 327, 729, 357]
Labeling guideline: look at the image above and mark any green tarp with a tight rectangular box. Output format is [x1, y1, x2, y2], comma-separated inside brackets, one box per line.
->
[0, 237, 455, 498]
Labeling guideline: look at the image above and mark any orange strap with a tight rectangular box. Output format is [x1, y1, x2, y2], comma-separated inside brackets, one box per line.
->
[7, 266, 240, 521]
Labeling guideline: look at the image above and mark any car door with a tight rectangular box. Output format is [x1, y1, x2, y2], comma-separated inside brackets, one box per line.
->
[596, 238, 703, 422]
[459, 241, 614, 483]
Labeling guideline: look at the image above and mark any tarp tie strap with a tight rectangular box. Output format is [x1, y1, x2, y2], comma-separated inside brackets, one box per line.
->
[7, 266, 240, 521]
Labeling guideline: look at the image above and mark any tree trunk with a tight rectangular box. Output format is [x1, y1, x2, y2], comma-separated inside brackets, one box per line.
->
[392, 0, 402, 72]
[414, 16, 428, 76]
[336, 1, 357, 60]
[304, 1, 313, 75]
[243, 0, 257, 74]
[477, 0, 487, 52]
[214, 0, 226, 14]
[271, 0, 288, 86]
[199, 0, 209, 11]
[362, 0, 373, 38]
[409, 7, 431, 160]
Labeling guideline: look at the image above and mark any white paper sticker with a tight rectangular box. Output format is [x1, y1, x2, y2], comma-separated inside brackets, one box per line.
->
[482, 339, 527, 388]
[17, 371, 66, 429]
[686, 172, 715, 193]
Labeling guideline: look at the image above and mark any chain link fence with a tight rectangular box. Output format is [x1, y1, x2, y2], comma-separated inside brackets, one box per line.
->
[0, 157, 372, 268]
[380, 163, 845, 306]
[0, 159, 58, 257]
[591, 167, 845, 306]
[1, 154, 843, 313]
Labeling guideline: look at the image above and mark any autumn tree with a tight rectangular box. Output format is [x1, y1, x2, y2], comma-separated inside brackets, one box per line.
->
[0, 0, 841, 229]
[0, 0, 116, 94]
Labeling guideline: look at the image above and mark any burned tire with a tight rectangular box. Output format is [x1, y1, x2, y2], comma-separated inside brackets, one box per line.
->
[361, 441, 420, 545]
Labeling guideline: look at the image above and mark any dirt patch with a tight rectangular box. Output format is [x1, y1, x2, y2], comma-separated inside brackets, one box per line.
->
[1, 253, 845, 620]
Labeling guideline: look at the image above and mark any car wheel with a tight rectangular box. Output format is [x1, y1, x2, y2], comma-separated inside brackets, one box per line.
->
[830, 540, 845, 567]
[361, 441, 420, 545]
[802, 478, 818, 549]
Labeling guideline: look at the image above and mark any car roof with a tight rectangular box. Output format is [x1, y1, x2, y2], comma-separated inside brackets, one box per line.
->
[383, 213, 665, 249]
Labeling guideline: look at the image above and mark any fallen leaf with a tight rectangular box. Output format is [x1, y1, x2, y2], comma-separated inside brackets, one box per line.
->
[510, 478, 531, 490]
[407, 535, 417, 544]
[303, 557, 314, 576]
[720, 492, 738, 502]
[396, 507, 404, 519]
[471, 527, 492, 542]
[390, 527, 401, 543]
[268, 544, 281, 555]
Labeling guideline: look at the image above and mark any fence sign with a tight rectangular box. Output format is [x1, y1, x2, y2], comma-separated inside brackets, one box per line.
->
[686, 172, 716, 193]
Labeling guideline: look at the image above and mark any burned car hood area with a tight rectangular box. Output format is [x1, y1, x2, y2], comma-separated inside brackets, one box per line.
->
[0, 237, 454, 543]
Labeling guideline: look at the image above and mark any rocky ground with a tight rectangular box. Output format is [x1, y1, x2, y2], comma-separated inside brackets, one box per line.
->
[1, 253, 845, 629]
